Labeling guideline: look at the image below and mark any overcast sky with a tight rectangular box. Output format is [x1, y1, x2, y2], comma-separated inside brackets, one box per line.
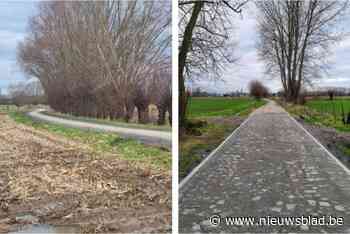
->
[0, 1, 36, 95]
[191, 3, 350, 93]
[1, 2, 350, 95]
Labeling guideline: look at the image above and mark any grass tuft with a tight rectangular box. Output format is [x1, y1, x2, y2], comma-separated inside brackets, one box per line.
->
[9, 111, 171, 171]
[284, 98, 350, 132]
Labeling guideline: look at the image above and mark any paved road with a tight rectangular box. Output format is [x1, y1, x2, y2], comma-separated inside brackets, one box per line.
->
[179, 101, 350, 233]
[28, 109, 171, 149]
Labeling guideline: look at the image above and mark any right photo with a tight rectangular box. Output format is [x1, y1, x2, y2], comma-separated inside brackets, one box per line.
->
[178, 0, 350, 233]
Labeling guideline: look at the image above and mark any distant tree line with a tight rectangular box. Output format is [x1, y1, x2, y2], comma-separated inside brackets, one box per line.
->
[7, 81, 47, 107]
[191, 87, 248, 97]
[223, 91, 248, 97]
[17, 1, 171, 125]
[308, 88, 350, 99]
[276, 87, 350, 100]
[191, 88, 222, 97]
[0, 81, 47, 107]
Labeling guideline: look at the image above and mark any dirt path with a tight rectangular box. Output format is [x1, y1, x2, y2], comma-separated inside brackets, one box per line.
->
[0, 114, 171, 233]
[179, 100, 350, 233]
[28, 109, 171, 149]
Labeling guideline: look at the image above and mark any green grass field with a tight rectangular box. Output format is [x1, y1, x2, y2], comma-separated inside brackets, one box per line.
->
[285, 97, 350, 132]
[9, 111, 171, 171]
[306, 98, 350, 116]
[307, 98, 350, 133]
[187, 97, 266, 118]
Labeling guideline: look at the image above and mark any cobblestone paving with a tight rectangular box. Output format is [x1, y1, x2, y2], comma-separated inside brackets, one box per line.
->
[179, 101, 350, 233]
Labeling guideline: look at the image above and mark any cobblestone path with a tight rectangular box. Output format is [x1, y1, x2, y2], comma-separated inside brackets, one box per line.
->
[179, 101, 350, 233]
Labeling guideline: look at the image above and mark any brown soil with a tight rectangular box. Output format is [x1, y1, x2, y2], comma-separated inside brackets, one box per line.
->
[0, 115, 171, 233]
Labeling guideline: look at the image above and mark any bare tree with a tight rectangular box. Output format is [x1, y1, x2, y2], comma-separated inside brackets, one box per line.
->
[93, 1, 170, 122]
[17, 1, 171, 124]
[256, 0, 348, 103]
[248, 80, 269, 99]
[8, 81, 46, 106]
[178, 0, 247, 132]
[150, 64, 172, 125]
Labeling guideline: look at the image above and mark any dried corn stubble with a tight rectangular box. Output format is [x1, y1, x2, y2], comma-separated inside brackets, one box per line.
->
[0, 115, 170, 233]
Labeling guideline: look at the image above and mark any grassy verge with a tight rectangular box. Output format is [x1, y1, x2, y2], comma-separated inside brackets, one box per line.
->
[179, 97, 266, 180]
[337, 143, 350, 156]
[305, 98, 350, 115]
[282, 101, 350, 132]
[42, 110, 171, 132]
[179, 122, 236, 179]
[9, 111, 171, 171]
[0, 105, 18, 113]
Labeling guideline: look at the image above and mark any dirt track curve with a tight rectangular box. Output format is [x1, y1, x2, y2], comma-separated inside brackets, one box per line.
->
[28, 109, 171, 149]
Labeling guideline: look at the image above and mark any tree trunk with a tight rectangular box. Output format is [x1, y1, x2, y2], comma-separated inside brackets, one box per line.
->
[157, 106, 166, 125]
[137, 106, 149, 124]
[168, 104, 172, 126]
[179, 1, 203, 134]
[124, 101, 134, 122]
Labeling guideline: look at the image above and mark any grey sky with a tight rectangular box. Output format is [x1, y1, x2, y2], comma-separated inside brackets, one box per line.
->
[0, 1, 36, 94]
[0, 2, 350, 95]
[191, 3, 350, 94]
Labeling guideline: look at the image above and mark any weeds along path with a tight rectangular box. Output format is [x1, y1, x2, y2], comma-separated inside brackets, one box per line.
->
[179, 100, 350, 233]
[0, 114, 171, 233]
[28, 109, 171, 149]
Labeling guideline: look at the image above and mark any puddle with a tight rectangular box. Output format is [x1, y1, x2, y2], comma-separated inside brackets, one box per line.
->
[10, 224, 79, 234]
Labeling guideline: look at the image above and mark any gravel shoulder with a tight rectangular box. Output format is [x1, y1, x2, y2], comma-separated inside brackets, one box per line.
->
[0, 114, 171, 233]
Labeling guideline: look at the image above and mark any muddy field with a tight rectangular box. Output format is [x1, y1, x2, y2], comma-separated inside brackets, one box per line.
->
[0, 114, 171, 233]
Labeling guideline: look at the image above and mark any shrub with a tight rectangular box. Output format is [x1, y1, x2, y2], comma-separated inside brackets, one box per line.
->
[249, 80, 269, 99]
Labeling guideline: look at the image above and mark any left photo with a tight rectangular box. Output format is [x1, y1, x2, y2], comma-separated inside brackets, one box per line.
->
[0, 1, 172, 233]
